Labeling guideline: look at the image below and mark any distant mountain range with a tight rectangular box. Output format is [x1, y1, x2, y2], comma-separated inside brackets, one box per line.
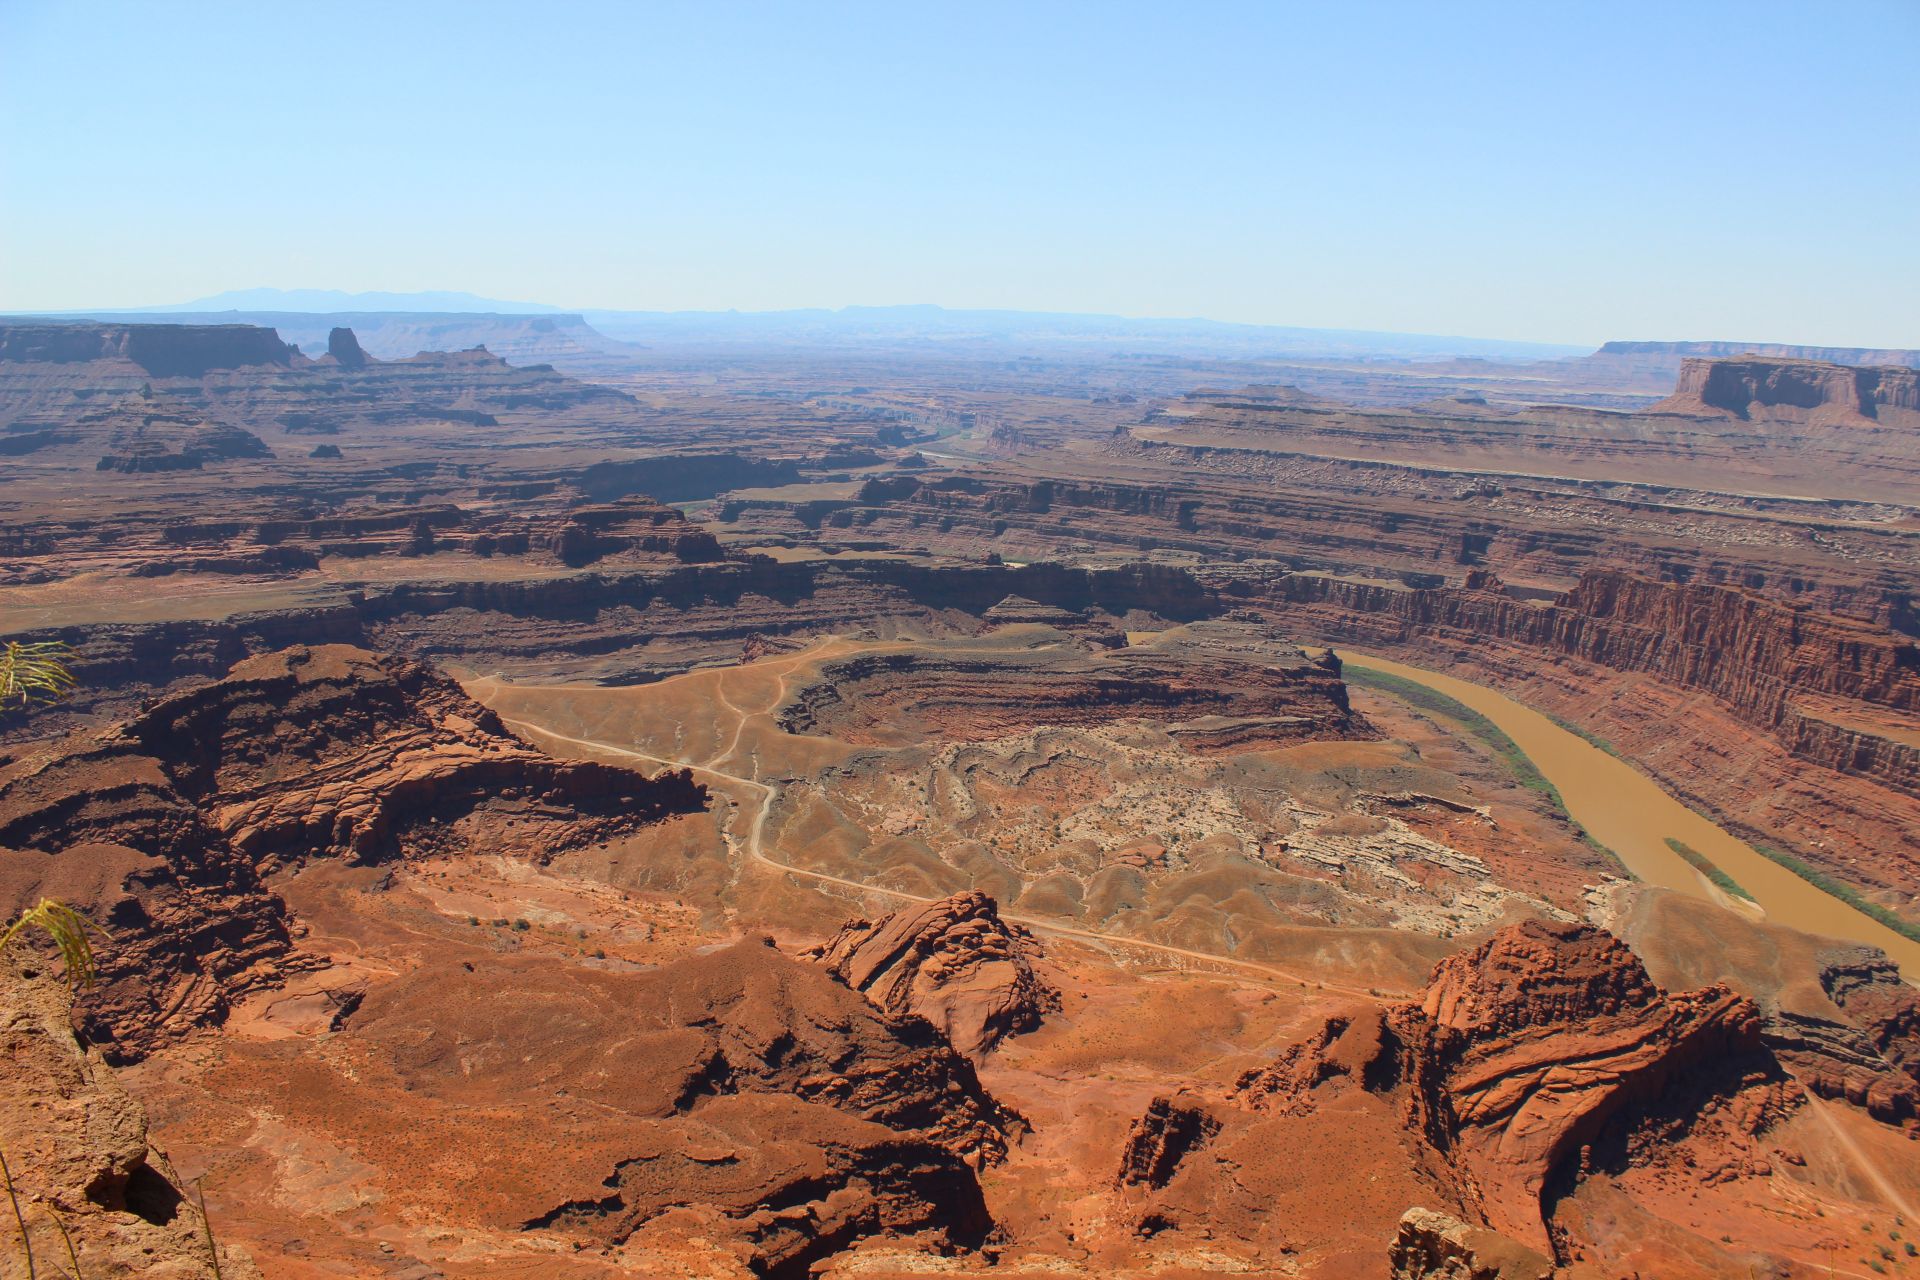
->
[123, 288, 568, 315]
[47, 292, 1588, 362]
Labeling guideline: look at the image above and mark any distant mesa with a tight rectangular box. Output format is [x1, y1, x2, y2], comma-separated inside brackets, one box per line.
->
[157, 286, 567, 314]
[1653, 354, 1920, 426]
[308, 442, 342, 459]
[0, 321, 294, 377]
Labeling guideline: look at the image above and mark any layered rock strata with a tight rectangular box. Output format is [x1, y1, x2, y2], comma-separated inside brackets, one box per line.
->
[805, 890, 1060, 1057]
[1231, 921, 1787, 1254]
[0, 644, 705, 1058]
[779, 618, 1362, 750]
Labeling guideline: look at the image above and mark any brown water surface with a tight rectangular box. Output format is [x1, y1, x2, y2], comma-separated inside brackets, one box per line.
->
[1342, 652, 1920, 979]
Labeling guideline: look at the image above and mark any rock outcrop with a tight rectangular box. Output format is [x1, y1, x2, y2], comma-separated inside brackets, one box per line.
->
[805, 890, 1059, 1058]
[323, 325, 368, 369]
[1774, 946, 1920, 1123]
[0, 957, 257, 1278]
[1116, 1093, 1221, 1189]
[0, 644, 706, 1059]
[1234, 921, 1787, 1252]
[1389, 1207, 1555, 1280]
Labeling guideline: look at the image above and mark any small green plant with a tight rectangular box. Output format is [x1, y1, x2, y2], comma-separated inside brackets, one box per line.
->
[1, 898, 102, 990]
[1665, 838, 1755, 901]
[512, 918, 531, 933]
[0, 640, 78, 711]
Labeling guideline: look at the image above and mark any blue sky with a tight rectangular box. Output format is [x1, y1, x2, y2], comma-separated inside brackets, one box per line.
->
[2, 0, 1915, 346]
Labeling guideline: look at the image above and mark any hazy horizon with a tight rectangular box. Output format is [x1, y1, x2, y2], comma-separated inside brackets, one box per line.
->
[4, 0, 1917, 348]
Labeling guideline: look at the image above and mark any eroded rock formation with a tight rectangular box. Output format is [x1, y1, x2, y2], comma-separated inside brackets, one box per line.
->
[0, 644, 706, 1058]
[1389, 1207, 1555, 1280]
[1775, 947, 1920, 1123]
[458, 936, 1019, 1275]
[805, 890, 1060, 1057]
[1233, 920, 1789, 1253]
[1116, 1093, 1221, 1190]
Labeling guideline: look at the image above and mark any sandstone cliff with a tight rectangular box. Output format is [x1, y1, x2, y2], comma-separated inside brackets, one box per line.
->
[1276, 568, 1920, 801]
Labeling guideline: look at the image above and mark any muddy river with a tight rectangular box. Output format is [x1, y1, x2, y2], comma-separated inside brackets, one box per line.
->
[1342, 651, 1920, 978]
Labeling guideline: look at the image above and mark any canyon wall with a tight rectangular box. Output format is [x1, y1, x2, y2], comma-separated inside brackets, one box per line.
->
[1273, 569, 1920, 798]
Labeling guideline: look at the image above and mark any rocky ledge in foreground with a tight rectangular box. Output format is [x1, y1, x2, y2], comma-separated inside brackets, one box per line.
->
[0, 643, 706, 1060]
[0, 955, 258, 1279]
[806, 889, 1060, 1058]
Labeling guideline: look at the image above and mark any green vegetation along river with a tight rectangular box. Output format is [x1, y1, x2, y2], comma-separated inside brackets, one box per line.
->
[1340, 651, 1920, 979]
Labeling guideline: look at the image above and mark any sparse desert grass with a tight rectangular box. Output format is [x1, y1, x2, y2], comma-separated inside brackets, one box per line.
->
[1, 897, 102, 988]
[0, 640, 77, 709]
